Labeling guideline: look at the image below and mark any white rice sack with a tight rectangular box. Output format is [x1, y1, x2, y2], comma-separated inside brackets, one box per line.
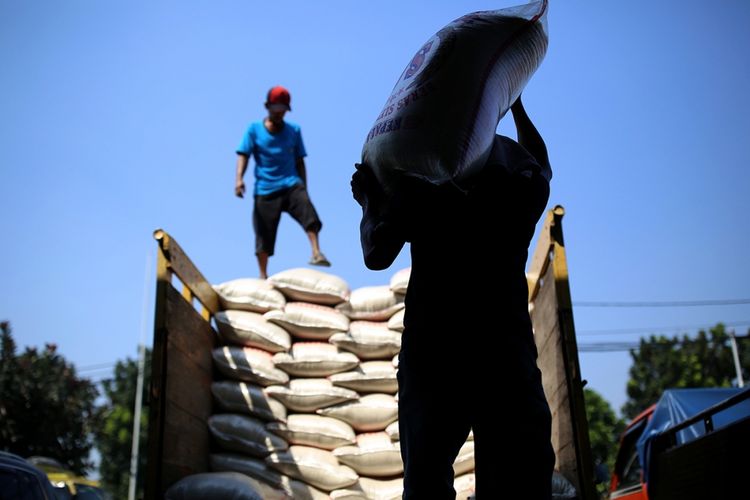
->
[164, 472, 263, 500]
[333, 432, 403, 477]
[385, 421, 399, 442]
[392, 354, 399, 368]
[272, 342, 359, 377]
[215, 310, 291, 353]
[213, 346, 289, 386]
[213, 278, 286, 313]
[389, 268, 410, 295]
[330, 478, 404, 500]
[317, 394, 398, 432]
[212, 381, 287, 422]
[265, 302, 350, 340]
[268, 268, 350, 305]
[329, 322, 401, 360]
[281, 477, 330, 500]
[329, 361, 398, 394]
[455, 473, 477, 500]
[267, 414, 357, 450]
[453, 441, 475, 476]
[266, 445, 359, 492]
[209, 453, 285, 490]
[336, 286, 404, 321]
[208, 455, 329, 500]
[360, 2, 549, 194]
[208, 414, 288, 458]
[386, 308, 405, 332]
[265, 378, 359, 413]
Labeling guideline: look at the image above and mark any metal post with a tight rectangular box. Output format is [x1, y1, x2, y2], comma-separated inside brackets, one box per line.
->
[128, 343, 146, 500]
[129, 254, 151, 500]
[729, 332, 744, 388]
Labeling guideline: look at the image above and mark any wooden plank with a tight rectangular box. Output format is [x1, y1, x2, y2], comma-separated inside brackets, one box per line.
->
[527, 205, 563, 302]
[158, 283, 215, 495]
[146, 231, 218, 500]
[160, 399, 211, 493]
[531, 263, 559, 357]
[153, 229, 220, 316]
[550, 212, 597, 500]
[528, 207, 597, 499]
[165, 285, 216, 376]
[144, 246, 171, 500]
[165, 341, 213, 421]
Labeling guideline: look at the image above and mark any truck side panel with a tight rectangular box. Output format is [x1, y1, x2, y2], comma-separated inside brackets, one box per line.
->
[529, 206, 596, 500]
[145, 231, 218, 499]
[147, 282, 215, 497]
[649, 416, 750, 500]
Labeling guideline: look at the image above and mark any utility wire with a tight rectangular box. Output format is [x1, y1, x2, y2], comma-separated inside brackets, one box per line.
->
[78, 362, 117, 372]
[578, 320, 750, 336]
[574, 298, 750, 308]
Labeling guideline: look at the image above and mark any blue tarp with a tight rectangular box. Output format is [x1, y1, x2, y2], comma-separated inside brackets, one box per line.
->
[636, 387, 750, 485]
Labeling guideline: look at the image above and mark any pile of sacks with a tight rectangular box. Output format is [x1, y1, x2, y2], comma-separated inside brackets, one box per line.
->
[202, 267, 475, 500]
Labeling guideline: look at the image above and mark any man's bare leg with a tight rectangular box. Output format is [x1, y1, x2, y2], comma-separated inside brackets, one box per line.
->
[307, 231, 330, 266]
[256, 252, 269, 279]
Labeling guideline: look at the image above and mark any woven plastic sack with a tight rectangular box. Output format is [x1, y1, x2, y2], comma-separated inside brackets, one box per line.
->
[330, 477, 404, 500]
[317, 394, 399, 432]
[211, 381, 288, 422]
[215, 310, 291, 353]
[212, 346, 289, 386]
[361, 1, 548, 193]
[272, 342, 359, 377]
[333, 432, 403, 477]
[208, 414, 288, 458]
[267, 414, 357, 450]
[265, 445, 359, 492]
[265, 378, 359, 413]
[213, 278, 286, 312]
[268, 268, 350, 305]
[164, 472, 263, 500]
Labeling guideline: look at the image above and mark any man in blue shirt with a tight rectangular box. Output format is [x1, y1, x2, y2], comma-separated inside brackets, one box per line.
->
[235, 86, 330, 279]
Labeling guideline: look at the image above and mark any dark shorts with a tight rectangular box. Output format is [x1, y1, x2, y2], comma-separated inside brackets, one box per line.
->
[253, 183, 322, 256]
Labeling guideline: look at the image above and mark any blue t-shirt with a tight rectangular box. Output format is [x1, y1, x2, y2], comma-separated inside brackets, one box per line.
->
[236, 120, 307, 196]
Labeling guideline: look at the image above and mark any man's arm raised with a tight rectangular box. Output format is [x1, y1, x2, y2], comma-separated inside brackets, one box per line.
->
[511, 96, 551, 177]
[351, 164, 406, 271]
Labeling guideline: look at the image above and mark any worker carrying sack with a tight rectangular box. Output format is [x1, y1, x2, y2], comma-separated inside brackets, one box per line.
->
[360, 1, 548, 193]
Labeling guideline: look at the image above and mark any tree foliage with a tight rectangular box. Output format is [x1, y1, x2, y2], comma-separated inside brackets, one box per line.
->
[584, 387, 625, 497]
[94, 348, 151, 500]
[623, 323, 750, 419]
[0, 321, 99, 475]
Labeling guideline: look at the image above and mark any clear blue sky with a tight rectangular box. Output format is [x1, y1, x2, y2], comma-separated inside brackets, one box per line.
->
[2, 0, 749, 417]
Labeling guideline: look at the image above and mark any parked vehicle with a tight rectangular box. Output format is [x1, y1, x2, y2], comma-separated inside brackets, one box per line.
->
[27, 456, 108, 500]
[610, 387, 750, 500]
[0, 451, 58, 500]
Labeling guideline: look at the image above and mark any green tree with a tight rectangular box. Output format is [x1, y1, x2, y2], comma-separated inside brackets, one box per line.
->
[0, 321, 99, 474]
[94, 348, 151, 500]
[584, 388, 626, 497]
[623, 323, 750, 419]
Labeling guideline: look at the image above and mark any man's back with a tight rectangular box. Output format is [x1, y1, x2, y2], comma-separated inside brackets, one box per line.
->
[404, 140, 550, 331]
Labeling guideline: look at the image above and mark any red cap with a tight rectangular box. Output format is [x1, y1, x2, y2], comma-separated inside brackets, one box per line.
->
[266, 85, 291, 111]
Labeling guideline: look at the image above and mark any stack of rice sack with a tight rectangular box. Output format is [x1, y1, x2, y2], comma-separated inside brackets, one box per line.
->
[206, 267, 476, 499]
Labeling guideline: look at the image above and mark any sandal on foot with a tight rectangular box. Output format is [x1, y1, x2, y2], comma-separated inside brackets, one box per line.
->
[309, 253, 331, 267]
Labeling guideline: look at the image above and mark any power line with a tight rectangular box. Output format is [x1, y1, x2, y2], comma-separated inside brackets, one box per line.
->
[579, 342, 640, 352]
[78, 362, 117, 371]
[578, 320, 750, 337]
[574, 298, 750, 308]
[77, 363, 117, 374]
